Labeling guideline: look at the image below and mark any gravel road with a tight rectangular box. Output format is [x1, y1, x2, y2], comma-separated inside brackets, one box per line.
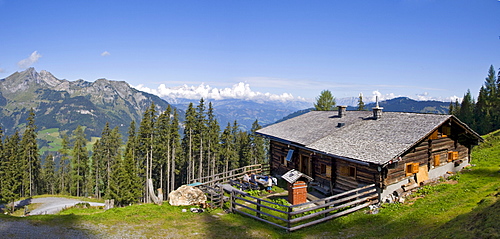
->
[0, 197, 106, 238]
[16, 197, 105, 215]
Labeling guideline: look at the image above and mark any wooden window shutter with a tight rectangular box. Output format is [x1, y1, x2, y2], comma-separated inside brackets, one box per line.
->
[434, 155, 440, 167]
[453, 151, 458, 160]
[447, 152, 453, 162]
[326, 165, 332, 178]
[412, 163, 419, 174]
[406, 163, 413, 177]
[339, 166, 347, 176]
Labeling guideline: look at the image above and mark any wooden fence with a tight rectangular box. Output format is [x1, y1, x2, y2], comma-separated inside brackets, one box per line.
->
[188, 164, 270, 186]
[229, 184, 379, 232]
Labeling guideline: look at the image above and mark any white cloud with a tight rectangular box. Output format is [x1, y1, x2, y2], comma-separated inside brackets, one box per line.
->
[370, 90, 402, 102]
[134, 82, 306, 102]
[0, 67, 5, 73]
[17, 51, 42, 69]
[370, 90, 462, 103]
[101, 51, 111, 56]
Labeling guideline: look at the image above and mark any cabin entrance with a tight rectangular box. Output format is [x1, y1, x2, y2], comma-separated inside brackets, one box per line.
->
[299, 154, 312, 176]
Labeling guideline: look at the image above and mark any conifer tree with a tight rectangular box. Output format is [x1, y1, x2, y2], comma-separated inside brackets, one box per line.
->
[137, 103, 157, 202]
[70, 126, 90, 197]
[182, 103, 196, 183]
[41, 154, 56, 195]
[314, 90, 336, 111]
[57, 133, 71, 194]
[357, 93, 366, 111]
[1, 132, 23, 212]
[220, 122, 234, 173]
[21, 109, 40, 197]
[195, 98, 207, 179]
[156, 106, 171, 194]
[170, 110, 181, 191]
[249, 120, 267, 165]
[458, 90, 474, 127]
[206, 102, 220, 176]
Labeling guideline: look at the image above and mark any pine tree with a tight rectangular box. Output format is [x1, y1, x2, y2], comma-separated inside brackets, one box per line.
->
[220, 122, 235, 173]
[170, 110, 181, 191]
[21, 109, 40, 197]
[70, 126, 90, 197]
[357, 93, 366, 111]
[2, 132, 23, 212]
[182, 103, 196, 183]
[156, 106, 171, 194]
[41, 154, 56, 195]
[195, 98, 207, 179]
[249, 120, 267, 165]
[458, 90, 474, 126]
[137, 103, 157, 203]
[314, 90, 336, 111]
[206, 102, 220, 176]
[92, 123, 123, 199]
[57, 133, 71, 194]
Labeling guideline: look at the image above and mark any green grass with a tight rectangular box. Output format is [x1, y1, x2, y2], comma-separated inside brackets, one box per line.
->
[3, 130, 500, 238]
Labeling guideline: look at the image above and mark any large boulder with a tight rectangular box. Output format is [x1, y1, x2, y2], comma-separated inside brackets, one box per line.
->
[168, 185, 207, 206]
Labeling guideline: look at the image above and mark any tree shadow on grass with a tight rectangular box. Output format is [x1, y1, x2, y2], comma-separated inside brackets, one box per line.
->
[418, 196, 500, 239]
[0, 210, 95, 238]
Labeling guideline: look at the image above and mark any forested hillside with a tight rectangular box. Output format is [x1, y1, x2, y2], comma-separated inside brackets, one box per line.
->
[0, 99, 268, 211]
[451, 65, 500, 135]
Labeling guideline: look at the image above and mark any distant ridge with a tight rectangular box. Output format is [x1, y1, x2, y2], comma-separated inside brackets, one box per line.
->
[274, 97, 450, 125]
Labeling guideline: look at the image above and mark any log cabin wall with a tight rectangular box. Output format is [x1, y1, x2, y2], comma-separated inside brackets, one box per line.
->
[334, 157, 379, 192]
[383, 125, 470, 187]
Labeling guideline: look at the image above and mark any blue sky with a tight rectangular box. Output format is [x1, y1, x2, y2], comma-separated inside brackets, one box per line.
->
[1, 0, 499, 103]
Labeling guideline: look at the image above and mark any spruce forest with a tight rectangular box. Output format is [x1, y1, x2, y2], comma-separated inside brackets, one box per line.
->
[0, 98, 267, 211]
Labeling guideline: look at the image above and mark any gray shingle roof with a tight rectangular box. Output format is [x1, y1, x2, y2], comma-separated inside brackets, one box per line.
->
[256, 111, 453, 165]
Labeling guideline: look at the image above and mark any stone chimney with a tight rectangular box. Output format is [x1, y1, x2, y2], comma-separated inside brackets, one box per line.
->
[337, 105, 347, 118]
[372, 96, 383, 119]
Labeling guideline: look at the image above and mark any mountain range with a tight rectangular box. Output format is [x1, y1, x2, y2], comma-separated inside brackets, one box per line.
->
[0, 68, 172, 138]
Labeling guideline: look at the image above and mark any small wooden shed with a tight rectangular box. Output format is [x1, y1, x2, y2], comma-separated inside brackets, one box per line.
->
[256, 105, 483, 199]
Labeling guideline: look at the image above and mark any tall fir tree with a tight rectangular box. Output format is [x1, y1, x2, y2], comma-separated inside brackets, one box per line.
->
[137, 103, 157, 203]
[357, 93, 366, 111]
[2, 132, 23, 212]
[249, 120, 267, 165]
[170, 109, 181, 191]
[206, 102, 220, 176]
[182, 103, 196, 183]
[314, 90, 336, 111]
[21, 109, 40, 197]
[458, 90, 474, 127]
[70, 126, 90, 197]
[57, 133, 71, 194]
[41, 154, 56, 195]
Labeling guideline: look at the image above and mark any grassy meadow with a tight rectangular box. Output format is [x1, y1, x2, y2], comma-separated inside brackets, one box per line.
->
[2, 130, 500, 238]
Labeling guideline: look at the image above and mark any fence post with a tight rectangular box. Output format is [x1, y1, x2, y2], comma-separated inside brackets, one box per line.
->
[230, 190, 234, 213]
[287, 206, 292, 231]
[324, 199, 329, 218]
[256, 198, 261, 218]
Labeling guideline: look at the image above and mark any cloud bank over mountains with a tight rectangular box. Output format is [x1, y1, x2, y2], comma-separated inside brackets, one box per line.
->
[135, 82, 306, 103]
[135, 82, 461, 104]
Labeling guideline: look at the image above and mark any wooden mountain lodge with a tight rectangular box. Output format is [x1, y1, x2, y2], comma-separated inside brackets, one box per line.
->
[256, 103, 483, 199]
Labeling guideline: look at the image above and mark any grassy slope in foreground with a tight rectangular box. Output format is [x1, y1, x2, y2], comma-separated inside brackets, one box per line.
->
[2, 130, 500, 238]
